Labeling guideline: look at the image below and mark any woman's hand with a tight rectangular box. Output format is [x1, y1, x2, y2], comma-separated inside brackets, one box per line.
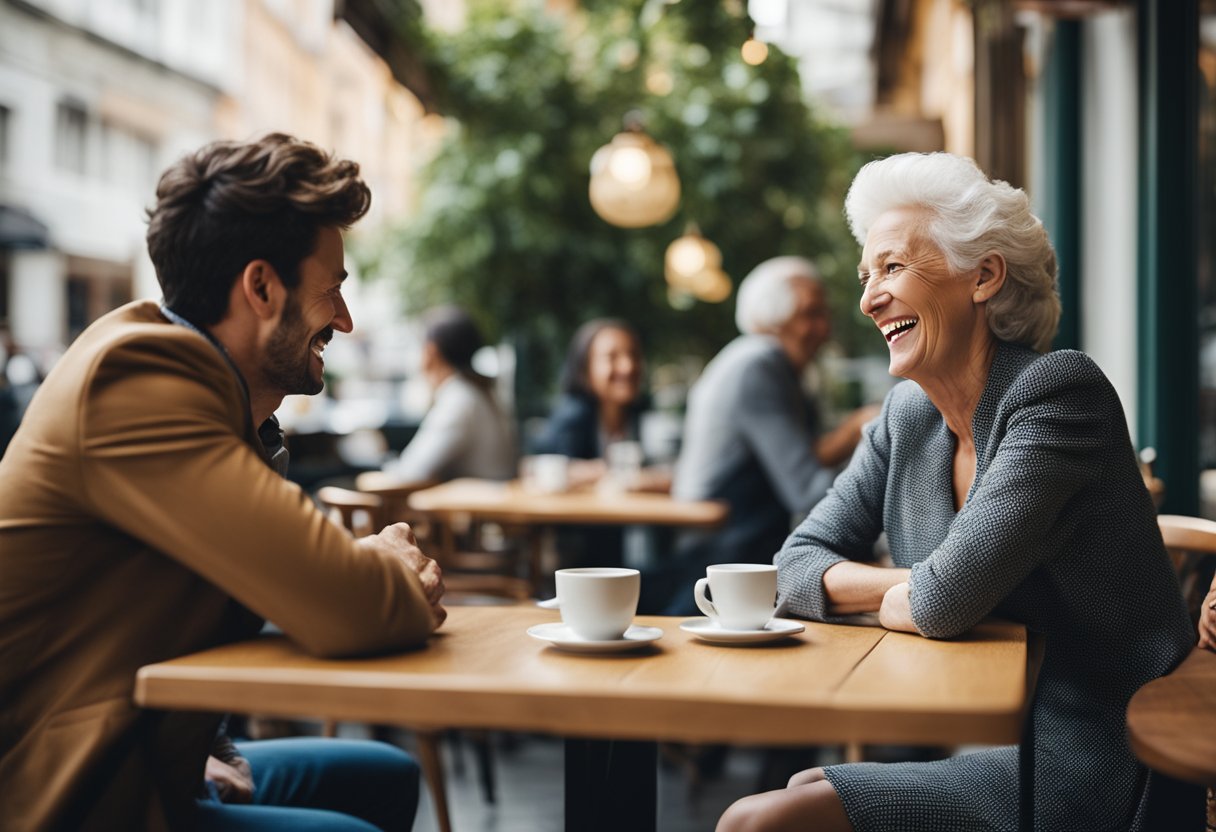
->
[823, 562, 911, 615]
[566, 458, 608, 490]
[1199, 579, 1216, 651]
[878, 582, 917, 633]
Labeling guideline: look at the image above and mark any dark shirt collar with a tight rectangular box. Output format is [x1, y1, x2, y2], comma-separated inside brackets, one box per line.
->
[158, 303, 288, 476]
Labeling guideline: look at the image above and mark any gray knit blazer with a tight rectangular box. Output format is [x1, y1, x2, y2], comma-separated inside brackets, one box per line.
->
[776, 341, 1197, 832]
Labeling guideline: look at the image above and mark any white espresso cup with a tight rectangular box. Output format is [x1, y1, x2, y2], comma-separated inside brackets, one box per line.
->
[555, 567, 640, 641]
[693, 563, 778, 631]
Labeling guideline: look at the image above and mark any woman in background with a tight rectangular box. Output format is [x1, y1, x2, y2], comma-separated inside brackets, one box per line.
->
[533, 318, 668, 492]
[390, 306, 515, 482]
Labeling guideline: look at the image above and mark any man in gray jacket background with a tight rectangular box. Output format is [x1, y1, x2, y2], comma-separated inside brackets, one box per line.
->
[643, 256, 878, 616]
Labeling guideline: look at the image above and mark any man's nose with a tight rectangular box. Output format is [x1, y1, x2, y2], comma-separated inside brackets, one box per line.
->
[332, 293, 354, 333]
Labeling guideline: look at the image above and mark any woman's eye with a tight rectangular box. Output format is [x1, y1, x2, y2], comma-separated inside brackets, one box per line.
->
[885, 263, 903, 275]
[858, 272, 870, 286]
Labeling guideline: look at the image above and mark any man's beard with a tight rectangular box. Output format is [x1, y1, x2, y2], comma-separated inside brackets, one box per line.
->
[264, 296, 330, 397]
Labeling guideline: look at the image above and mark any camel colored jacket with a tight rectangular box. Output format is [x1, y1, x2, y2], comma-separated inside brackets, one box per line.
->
[0, 301, 436, 831]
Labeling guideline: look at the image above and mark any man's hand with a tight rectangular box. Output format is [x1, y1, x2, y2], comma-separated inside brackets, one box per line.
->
[205, 754, 254, 804]
[878, 581, 917, 633]
[369, 522, 447, 628]
[1199, 580, 1216, 651]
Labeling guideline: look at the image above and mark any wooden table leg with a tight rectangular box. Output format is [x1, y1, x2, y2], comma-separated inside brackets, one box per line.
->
[564, 738, 657, 832]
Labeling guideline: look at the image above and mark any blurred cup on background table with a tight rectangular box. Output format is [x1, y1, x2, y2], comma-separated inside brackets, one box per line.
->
[603, 440, 643, 493]
[522, 454, 569, 494]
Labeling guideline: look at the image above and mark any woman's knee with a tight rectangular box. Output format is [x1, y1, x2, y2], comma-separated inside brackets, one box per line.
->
[717, 793, 777, 832]
[717, 779, 852, 832]
[787, 765, 827, 789]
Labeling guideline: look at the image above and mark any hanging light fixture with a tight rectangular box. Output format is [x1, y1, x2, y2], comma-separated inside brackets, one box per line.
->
[664, 224, 732, 303]
[741, 35, 768, 66]
[589, 112, 681, 228]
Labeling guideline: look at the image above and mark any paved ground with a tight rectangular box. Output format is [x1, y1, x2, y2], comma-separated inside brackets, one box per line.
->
[387, 729, 845, 832]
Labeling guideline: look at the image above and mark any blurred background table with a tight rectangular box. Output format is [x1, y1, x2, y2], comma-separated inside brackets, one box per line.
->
[406, 478, 729, 597]
[408, 477, 728, 527]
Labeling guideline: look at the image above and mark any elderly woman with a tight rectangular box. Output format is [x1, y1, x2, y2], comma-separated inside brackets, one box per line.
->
[717, 153, 1200, 832]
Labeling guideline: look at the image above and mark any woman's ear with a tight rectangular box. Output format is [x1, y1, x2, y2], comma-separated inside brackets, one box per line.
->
[239, 260, 286, 320]
[973, 252, 1007, 303]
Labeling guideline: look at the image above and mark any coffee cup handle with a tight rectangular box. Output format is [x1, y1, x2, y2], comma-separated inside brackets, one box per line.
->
[694, 577, 717, 620]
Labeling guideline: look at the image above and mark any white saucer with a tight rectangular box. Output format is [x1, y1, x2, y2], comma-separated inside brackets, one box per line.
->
[679, 617, 805, 644]
[527, 622, 663, 653]
[536, 597, 561, 610]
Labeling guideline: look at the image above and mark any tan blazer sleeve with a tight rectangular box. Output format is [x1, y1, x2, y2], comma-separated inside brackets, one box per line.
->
[76, 332, 435, 657]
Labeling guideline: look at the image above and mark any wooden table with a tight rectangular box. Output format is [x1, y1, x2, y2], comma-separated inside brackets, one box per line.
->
[408, 477, 729, 528]
[136, 606, 1033, 831]
[1127, 646, 1216, 786]
[409, 478, 729, 597]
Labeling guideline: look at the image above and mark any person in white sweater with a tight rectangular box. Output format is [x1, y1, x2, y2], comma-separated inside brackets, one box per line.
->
[390, 306, 516, 482]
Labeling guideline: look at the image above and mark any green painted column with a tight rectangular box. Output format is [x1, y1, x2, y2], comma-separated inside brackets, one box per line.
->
[1137, 0, 1200, 515]
[1042, 21, 1081, 352]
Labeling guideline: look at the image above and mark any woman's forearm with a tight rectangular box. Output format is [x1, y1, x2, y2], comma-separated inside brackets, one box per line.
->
[822, 561, 912, 614]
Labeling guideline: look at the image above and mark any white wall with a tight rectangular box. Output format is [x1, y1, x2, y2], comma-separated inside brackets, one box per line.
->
[1080, 10, 1139, 438]
[10, 250, 65, 348]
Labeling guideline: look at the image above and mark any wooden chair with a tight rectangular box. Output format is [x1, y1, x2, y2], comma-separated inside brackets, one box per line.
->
[354, 472, 533, 604]
[1140, 447, 1166, 510]
[1158, 514, 1216, 621]
[318, 481, 525, 829]
[315, 485, 455, 832]
[1156, 514, 1216, 830]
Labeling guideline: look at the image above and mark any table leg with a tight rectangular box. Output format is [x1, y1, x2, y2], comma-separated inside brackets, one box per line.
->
[1019, 633, 1044, 832]
[564, 738, 657, 832]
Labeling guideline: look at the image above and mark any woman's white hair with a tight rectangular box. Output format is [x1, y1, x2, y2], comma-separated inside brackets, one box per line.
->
[845, 152, 1060, 353]
[735, 255, 821, 335]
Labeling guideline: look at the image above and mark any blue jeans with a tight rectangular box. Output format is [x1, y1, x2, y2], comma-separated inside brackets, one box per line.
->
[196, 738, 420, 831]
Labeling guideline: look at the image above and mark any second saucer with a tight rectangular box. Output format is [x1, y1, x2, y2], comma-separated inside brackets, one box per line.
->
[527, 622, 663, 654]
[680, 617, 805, 645]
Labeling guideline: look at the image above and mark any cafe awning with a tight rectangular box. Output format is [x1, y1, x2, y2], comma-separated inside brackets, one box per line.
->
[0, 204, 50, 250]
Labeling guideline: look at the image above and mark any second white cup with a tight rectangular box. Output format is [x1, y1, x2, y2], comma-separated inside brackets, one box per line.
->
[555, 567, 640, 641]
[694, 563, 778, 631]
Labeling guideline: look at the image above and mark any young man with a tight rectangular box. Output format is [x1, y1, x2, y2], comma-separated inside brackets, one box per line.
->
[0, 134, 445, 831]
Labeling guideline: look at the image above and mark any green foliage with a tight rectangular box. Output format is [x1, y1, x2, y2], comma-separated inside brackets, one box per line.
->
[360, 0, 873, 416]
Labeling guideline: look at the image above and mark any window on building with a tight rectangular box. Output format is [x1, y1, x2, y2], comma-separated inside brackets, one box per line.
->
[54, 100, 88, 175]
[0, 104, 11, 169]
[102, 122, 157, 193]
[66, 276, 89, 341]
[65, 268, 133, 342]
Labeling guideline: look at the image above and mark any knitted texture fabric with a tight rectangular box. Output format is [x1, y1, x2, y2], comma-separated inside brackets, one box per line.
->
[776, 341, 1196, 832]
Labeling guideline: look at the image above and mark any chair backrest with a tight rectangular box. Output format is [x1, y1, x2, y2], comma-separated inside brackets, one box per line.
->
[1158, 515, 1216, 556]
[1158, 514, 1216, 630]
[316, 486, 383, 538]
[328, 474, 531, 604]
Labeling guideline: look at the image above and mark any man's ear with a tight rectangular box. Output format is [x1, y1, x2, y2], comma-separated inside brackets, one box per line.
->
[239, 260, 286, 320]
[973, 252, 1007, 303]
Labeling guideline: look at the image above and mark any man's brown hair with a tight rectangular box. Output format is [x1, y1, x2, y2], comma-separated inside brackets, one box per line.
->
[146, 133, 371, 325]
